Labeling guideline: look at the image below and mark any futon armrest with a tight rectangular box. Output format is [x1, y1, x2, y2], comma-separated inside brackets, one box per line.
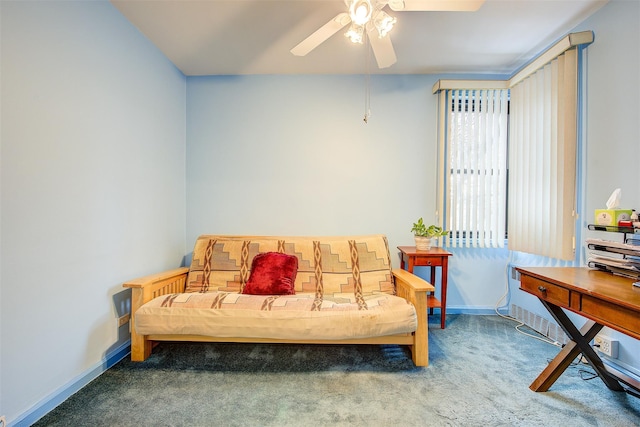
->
[392, 268, 435, 293]
[392, 268, 433, 323]
[392, 268, 432, 365]
[124, 267, 189, 306]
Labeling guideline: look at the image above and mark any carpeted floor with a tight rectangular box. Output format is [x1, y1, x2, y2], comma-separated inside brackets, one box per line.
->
[34, 315, 640, 426]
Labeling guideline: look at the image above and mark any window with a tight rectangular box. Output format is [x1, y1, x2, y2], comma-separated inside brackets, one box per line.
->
[436, 88, 509, 248]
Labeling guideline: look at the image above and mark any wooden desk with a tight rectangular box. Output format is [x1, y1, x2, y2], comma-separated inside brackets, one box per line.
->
[398, 246, 452, 329]
[517, 267, 640, 392]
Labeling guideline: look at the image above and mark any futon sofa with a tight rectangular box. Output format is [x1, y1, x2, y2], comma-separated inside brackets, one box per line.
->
[124, 234, 435, 366]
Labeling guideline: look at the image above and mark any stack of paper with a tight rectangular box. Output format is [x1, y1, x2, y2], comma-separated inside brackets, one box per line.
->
[586, 238, 640, 257]
[586, 238, 640, 278]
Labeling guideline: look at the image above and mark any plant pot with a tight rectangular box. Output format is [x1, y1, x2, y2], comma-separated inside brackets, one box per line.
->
[414, 236, 433, 251]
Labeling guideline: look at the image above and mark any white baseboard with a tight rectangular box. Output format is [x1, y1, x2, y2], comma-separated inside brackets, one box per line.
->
[445, 306, 507, 315]
[10, 341, 130, 427]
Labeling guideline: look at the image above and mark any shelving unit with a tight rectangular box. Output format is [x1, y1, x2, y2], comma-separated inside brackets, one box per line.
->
[588, 224, 636, 234]
[587, 224, 640, 278]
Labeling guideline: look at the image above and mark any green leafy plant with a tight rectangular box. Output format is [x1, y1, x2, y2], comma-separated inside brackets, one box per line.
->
[411, 218, 448, 238]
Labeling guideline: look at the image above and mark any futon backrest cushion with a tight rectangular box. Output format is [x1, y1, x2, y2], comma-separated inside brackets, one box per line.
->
[185, 235, 395, 298]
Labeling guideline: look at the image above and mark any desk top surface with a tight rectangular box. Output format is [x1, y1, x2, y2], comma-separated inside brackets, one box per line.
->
[517, 267, 640, 312]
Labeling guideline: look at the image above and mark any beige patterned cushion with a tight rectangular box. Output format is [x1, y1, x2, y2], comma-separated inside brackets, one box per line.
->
[185, 235, 395, 306]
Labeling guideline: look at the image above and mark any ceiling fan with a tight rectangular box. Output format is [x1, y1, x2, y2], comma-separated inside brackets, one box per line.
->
[291, 0, 485, 69]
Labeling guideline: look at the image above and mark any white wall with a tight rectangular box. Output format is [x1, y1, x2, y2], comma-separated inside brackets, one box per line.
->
[186, 74, 438, 263]
[0, 1, 187, 424]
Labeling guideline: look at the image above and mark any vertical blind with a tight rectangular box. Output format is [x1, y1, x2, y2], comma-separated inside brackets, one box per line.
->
[508, 48, 578, 260]
[438, 89, 509, 248]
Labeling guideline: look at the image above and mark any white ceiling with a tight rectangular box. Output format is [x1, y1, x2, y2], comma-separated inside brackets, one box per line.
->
[111, 0, 608, 76]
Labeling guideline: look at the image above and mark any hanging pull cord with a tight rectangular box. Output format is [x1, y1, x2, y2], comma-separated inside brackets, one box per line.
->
[364, 33, 371, 123]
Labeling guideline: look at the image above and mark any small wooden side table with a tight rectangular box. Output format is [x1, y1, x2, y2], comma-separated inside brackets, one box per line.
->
[398, 246, 453, 329]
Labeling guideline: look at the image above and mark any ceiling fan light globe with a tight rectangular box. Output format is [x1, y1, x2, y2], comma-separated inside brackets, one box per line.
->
[350, 0, 373, 25]
[345, 23, 365, 44]
[373, 11, 396, 38]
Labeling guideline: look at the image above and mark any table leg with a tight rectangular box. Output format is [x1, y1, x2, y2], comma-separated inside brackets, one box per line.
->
[530, 300, 624, 392]
[441, 257, 448, 329]
[429, 265, 435, 316]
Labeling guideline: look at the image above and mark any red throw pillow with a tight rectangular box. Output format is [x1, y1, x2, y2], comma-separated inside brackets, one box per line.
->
[243, 252, 298, 295]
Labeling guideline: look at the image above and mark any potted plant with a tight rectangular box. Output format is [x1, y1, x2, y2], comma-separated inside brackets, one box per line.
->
[411, 217, 448, 250]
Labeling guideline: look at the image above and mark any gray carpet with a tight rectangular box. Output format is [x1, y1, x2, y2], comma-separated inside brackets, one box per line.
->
[34, 315, 640, 426]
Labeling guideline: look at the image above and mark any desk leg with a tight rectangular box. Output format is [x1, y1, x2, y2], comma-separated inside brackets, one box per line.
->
[530, 300, 624, 392]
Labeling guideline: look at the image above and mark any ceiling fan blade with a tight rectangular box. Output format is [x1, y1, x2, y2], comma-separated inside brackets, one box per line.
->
[366, 26, 397, 69]
[291, 12, 351, 56]
[388, 0, 485, 12]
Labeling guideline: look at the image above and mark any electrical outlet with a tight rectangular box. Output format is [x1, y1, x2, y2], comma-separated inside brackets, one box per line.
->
[117, 313, 130, 327]
[594, 334, 619, 358]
